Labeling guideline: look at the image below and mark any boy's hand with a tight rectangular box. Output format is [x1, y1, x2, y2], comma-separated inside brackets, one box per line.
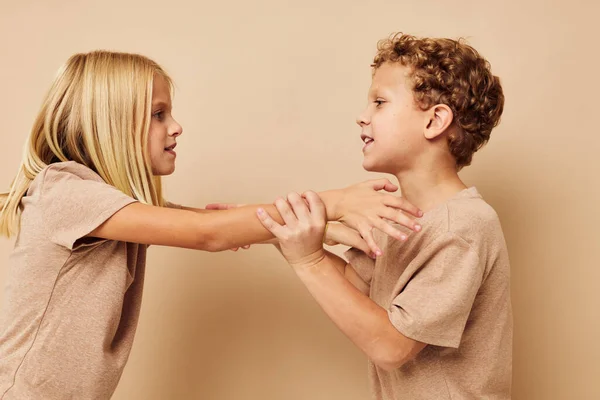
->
[256, 191, 326, 269]
[204, 203, 251, 251]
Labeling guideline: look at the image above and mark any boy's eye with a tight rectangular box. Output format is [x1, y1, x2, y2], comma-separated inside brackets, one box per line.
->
[374, 100, 385, 107]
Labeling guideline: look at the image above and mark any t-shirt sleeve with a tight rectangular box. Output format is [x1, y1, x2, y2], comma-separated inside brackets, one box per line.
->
[344, 247, 376, 285]
[39, 164, 137, 250]
[388, 233, 483, 348]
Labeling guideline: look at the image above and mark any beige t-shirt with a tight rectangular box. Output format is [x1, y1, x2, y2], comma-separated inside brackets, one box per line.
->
[345, 187, 512, 400]
[0, 161, 158, 399]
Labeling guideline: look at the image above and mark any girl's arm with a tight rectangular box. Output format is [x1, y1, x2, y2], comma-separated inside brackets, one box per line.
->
[88, 179, 422, 254]
[89, 202, 298, 251]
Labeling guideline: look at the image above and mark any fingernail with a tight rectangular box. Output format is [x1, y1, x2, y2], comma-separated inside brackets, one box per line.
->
[375, 250, 382, 257]
[414, 224, 421, 232]
[400, 235, 407, 241]
[419, 211, 424, 217]
[257, 208, 265, 215]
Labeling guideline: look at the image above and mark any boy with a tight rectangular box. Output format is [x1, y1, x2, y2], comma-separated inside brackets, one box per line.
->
[256, 33, 512, 399]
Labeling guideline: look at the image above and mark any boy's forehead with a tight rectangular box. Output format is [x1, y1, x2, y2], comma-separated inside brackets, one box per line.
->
[371, 63, 409, 91]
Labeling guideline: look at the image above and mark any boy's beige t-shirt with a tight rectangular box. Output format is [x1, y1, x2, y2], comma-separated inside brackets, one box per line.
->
[0, 161, 176, 399]
[345, 187, 512, 400]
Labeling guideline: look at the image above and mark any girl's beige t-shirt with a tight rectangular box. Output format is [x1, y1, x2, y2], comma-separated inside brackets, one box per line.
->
[0, 161, 149, 399]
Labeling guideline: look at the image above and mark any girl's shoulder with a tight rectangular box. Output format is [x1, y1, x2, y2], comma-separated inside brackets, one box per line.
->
[42, 161, 102, 181]
[29, 161, 104, 196]
[24, 162, 137, 250]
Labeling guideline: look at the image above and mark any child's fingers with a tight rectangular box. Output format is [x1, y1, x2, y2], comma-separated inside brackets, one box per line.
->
[257, 208, 286, 237]
[326, 224, 372, 256]
[382, 195, 423, 218]
[351, 236, 373, 258]
[274, 197, 298, 227]
[378, 207, 422, 232]
[367, 178, 398, 193]
[373, 217, 408, 242]
[302, 191, 326, 223]
[357, 225, 382, 257]
[287, 192, 311, 221]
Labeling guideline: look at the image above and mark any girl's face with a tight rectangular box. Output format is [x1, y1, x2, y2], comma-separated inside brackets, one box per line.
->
[148, 74, 183, 176]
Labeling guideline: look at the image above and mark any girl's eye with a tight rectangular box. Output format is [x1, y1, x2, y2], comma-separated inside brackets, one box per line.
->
[153, 111, 164, 121]
[374, 100, 385, 107]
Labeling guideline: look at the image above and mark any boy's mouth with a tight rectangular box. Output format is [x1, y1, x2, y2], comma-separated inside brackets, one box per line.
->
[361, 134, 374, 150]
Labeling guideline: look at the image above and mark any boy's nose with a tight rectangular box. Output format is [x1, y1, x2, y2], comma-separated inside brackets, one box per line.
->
[356, 110, 370, 127]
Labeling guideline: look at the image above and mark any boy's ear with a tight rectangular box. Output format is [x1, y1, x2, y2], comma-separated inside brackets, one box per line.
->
[424, 104, 454, 140]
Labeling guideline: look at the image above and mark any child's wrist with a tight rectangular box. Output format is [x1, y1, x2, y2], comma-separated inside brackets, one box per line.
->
[318, 189, 343, 221]
[290, 248, 327, 271]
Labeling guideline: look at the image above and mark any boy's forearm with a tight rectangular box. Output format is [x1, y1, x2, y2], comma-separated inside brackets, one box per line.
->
[293, 251, 416, 369]
[273, 246, 348, 275]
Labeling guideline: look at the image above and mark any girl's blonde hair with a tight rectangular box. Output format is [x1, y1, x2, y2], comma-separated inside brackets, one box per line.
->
[0, 50, 171, 237]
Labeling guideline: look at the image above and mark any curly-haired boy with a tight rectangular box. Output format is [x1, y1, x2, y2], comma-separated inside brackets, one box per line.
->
[257, 33, 512, 400]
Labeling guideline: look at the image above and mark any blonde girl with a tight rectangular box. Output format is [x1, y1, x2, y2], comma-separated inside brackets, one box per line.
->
[0, 51, 422, 399]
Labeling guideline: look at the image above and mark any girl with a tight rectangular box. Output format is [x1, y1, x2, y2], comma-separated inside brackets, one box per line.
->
[0, 51, 422, 399]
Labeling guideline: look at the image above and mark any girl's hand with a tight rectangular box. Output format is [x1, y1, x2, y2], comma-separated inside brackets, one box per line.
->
[320, 179, 422, 256]
[323, 222, 375, 259]
[256, 191, 326, 269]
[205, 203, 251, 251]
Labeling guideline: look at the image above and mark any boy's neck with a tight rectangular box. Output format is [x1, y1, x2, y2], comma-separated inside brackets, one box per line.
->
[395, 166, 468, 213]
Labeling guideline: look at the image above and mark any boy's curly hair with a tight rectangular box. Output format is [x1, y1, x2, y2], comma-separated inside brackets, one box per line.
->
[372, 33, 504, 169]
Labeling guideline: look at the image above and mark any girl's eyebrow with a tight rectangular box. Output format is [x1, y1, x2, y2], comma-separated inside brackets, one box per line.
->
[152, 100, 171, 109]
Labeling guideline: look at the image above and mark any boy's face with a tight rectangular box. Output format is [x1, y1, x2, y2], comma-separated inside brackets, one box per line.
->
[356, 62, 428, 175]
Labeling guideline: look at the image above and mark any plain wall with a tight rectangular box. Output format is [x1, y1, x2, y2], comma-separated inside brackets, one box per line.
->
[1, 0, 598, 399]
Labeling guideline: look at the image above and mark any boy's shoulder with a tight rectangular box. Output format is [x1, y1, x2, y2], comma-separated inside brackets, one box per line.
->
[405, 187, 504, 249]
[446, 187, 501, 231]
[424, 187, 506, 253]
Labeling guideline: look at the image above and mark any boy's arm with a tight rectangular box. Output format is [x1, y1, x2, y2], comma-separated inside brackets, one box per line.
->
[272, 221, 373, 294]
[257, 191, 426, 370]
[292, 250, 426, 370]
[274, 242, 371, 295]
[344, 263, 371, 295]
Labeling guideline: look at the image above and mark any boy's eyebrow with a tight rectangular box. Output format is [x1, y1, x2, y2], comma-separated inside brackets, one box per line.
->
[368, 86, 390, 99]
[367, 86, 379, 98]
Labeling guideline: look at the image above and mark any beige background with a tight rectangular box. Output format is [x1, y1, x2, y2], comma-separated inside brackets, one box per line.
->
[1, 0, 598, 399]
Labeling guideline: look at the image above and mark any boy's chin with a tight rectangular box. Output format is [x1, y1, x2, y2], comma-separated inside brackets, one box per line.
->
[362, 160, 394, 174]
